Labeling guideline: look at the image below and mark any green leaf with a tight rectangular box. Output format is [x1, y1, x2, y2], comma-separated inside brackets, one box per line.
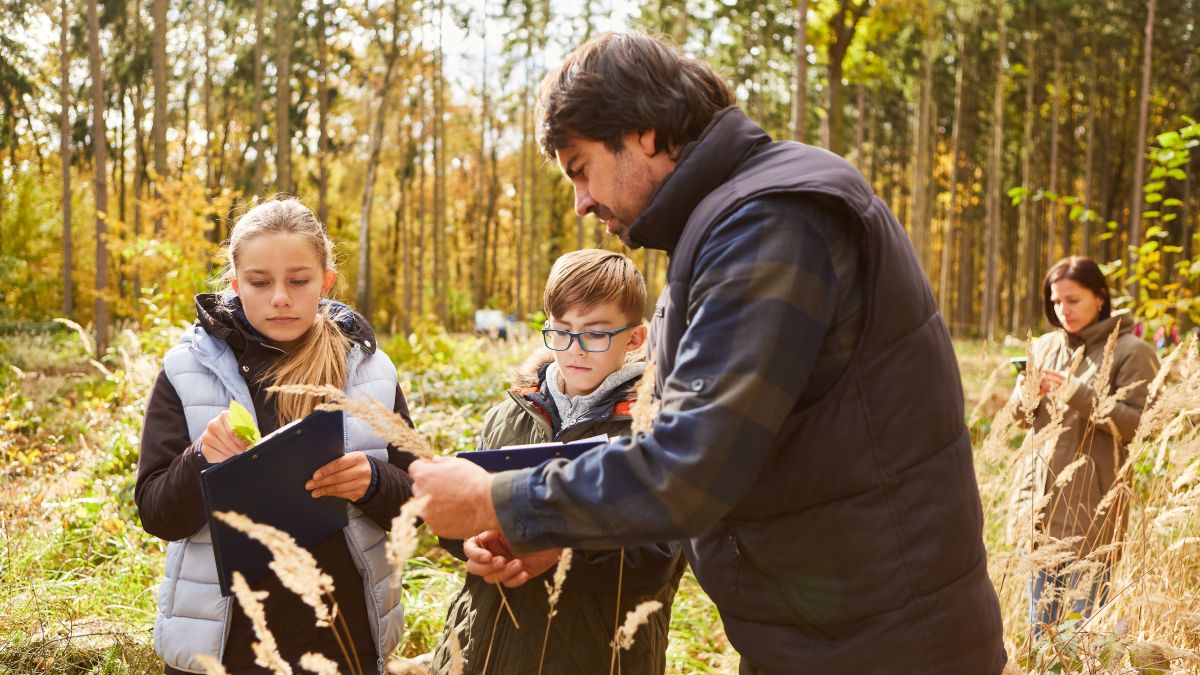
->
[229, 400, 261, 447]
[1145, 193, 1163, 204]
[1156, 131, 1182, 147]
[1145, 181, 1166, 193]
[1163, 213, 1177, 223]
[1163, 198, 1183, 207]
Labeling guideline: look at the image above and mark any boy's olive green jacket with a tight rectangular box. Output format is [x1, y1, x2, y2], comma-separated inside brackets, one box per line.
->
[430, 352, 685, 675]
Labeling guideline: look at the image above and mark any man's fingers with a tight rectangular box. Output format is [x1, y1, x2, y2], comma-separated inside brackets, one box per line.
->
[502, 570, 533, 588]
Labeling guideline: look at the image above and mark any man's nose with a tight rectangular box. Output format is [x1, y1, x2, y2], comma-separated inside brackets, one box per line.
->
[574, 187, 597, 217]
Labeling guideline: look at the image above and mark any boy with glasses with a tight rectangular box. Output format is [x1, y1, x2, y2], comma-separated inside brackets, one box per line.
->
[430, 249, 684, 675]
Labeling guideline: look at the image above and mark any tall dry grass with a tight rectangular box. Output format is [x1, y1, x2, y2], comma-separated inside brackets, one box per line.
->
[974, 334, 1200, 673]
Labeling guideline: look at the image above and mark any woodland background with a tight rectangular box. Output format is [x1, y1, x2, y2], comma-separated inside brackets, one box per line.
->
[3, 0, 1200, 673]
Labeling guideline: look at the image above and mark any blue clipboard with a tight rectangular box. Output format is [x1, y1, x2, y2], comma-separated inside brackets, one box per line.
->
[199, 409, 348, 596]
[457, 435, 608, 473]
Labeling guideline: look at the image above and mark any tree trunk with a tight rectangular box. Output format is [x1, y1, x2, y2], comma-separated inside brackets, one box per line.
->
[204, 0, 213, 199]
[939, 29, 966, 324]
[909, 7, 934, 276]
[132, 0, 145, 300]
[317, 0, 330, 224]
[151, 0, 167, 234]
[1083, 39, 1097, 258]
[276, 0, 292, 193]
[252, 0, 266, 197]
[1046, 35, 1062, 271]
[88, 0, 110, 355]
[822, 0, 870, 155]
[355, 0, 405, 318]
[983, 2, 1007, 341]
[434, 0, 447, 324]
[1128, 0, 1156, 284]
[61, 0, 74, 318]
[476, 18, 490, 308]
[1017, 17, 1037, 333]
[792, 0, 809, 142]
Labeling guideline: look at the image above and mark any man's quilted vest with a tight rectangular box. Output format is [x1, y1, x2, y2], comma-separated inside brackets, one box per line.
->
[645, 108, 1005, 672]
[153, 323, 404, 673]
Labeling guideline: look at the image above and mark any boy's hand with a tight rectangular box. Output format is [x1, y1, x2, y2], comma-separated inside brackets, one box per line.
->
[463, 530, 563, 587]
[410, 457, 499, 538]
[199, 411, 249, 463]
[307, 452, 373, 501]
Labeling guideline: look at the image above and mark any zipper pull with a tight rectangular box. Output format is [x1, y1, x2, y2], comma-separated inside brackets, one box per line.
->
[729, 533, 741, 595]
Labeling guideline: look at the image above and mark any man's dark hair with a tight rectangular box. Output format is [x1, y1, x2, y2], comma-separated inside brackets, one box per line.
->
[536, 32, 735, 161]
[1042, 256, 1113, 328]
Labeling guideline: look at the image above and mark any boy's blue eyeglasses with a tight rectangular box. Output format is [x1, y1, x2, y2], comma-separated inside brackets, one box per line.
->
[542, 324, 636, 353]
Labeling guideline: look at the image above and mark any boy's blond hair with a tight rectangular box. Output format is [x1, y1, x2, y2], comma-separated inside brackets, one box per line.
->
[544, 249, 646, 322]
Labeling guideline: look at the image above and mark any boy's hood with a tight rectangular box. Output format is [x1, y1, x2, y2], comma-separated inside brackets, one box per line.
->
[509, 346, 645, 395]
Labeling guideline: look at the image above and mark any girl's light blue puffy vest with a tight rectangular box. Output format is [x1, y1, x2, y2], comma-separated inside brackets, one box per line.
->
[153, 323, 405, 673]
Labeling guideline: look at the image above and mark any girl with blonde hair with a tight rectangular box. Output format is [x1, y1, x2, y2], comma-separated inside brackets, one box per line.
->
[136, 196, 415, 674]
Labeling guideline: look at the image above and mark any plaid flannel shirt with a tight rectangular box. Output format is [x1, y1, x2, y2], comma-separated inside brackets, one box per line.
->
[492, 195, 865, 552]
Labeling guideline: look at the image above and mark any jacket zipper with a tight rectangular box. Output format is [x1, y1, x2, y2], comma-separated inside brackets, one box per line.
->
[217, 596, 232, 663]
[729, 534, 741, 595]
[344, 526, 387, 673]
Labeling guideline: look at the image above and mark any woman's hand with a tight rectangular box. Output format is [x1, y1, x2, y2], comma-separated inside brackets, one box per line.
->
[307, 452, 373, 501]
[199, 410, 249, 463]
[1039, 370, 1066, 397]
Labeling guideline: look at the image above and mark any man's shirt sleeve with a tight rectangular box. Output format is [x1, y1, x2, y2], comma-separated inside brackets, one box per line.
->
[493, 197, 860, 551]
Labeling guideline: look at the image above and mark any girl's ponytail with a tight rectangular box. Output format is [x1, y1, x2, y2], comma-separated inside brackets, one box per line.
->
[265, 307, 350, 424]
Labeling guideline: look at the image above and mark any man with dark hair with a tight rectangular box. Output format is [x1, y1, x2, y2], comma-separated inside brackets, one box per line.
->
[412, 32, 1006, 673]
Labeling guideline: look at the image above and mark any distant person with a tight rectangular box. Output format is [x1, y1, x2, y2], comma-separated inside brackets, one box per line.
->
[411, 32, 1006, 673]
[430, 249, 683, 674]
[1012, 255, 1159, 636]
[135, 197, 416, 674]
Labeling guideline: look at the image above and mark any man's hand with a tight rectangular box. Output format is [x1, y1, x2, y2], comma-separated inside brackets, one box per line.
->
[463, 530, 562, 588]
[307, 452, 373, 501]
[409, 457, 500, 539]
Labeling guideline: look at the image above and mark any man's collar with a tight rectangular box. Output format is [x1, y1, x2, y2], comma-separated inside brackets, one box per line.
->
[626, 107, 771, 253]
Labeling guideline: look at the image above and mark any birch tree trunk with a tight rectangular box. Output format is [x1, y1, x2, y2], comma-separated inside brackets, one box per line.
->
[983, 2, 1007, 341]
[88, 0, 110, 355]
[61, 0, 73, 318]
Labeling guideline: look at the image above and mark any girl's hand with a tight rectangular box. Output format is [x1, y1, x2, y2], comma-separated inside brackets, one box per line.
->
[307, 452, 373, 501]
[1039, 370, 1066, 397]
[200, 411, 249, 463]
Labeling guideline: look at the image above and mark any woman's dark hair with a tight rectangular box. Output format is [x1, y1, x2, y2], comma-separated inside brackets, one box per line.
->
[535, 32, 735, 161]
[1042, 256, 1113, 328]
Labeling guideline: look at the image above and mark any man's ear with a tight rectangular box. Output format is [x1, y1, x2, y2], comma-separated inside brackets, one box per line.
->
[636, 130, 658, 157]
[321, 269, 338, 295]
